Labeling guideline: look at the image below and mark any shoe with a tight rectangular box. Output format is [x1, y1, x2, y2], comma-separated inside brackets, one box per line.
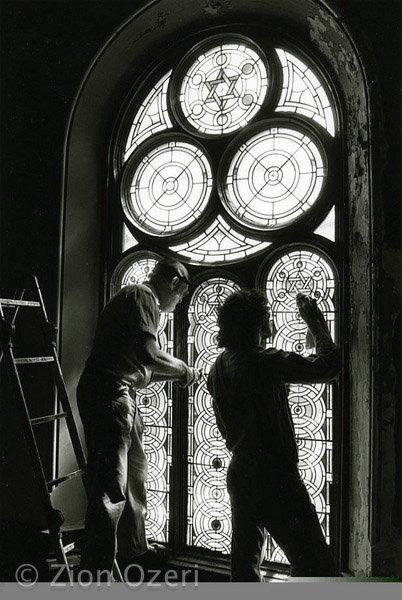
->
[118, 543, 172, 570]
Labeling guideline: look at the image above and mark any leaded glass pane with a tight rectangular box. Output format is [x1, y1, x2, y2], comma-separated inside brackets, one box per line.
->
[122, 137, 213, 235]
[221, 126, 326, 230]
[124, 70, 173, 162]
[118, 256, 158, 287]
[314, 206, 335, 241]
[187, 277, 241, 552]
[115, 255, 172, 542]
[170, 214, 271, 264]
[176, 38, 268, 136]
[122, 224, 138, 252]
[275, 49, 336, 137]
[264, 247, 336, 562]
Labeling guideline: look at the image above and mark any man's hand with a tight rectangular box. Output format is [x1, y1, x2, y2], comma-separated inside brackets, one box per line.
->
[296, 292, 330, 335]
[296, 292, 320, 325]
[178, 366, 202, 388]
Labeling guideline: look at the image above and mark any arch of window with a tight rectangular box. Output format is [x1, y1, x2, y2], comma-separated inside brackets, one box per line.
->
[111, 30, 342, 565]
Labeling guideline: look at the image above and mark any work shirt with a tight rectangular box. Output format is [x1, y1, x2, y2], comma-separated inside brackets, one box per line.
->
[85, 283, 159, 388]
[207, 322, 340, 467]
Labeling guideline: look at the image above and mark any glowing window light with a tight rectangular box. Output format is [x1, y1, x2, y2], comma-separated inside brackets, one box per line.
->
[221, 126, 326, 230]
[124, 70, 173, 162]
[177, 39, 268, 136]
[122, 224, 138, 252]
[187, 277, 241, 552]
[170, 214, 271, 264]
[275, 49, 336, 137]
[314, 206, 336, 242]
[122, 138, 212, 235]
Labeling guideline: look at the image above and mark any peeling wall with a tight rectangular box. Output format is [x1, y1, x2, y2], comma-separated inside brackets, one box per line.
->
[309, 2, 401, 576]
[308, 7, 372, 575]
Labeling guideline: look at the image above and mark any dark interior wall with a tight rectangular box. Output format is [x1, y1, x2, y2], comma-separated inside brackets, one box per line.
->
[0, 0, 143, 531]
[0, 0, 400, 575]
[0, 0, 143, 310]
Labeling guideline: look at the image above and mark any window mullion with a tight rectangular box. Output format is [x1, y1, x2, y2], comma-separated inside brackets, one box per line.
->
[169, 305, 191, 551]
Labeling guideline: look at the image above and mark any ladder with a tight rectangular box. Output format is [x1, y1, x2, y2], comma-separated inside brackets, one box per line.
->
[0, 275, 123, 583]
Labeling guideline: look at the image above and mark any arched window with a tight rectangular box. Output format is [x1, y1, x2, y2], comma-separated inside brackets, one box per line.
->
[108, 28, 343, 568]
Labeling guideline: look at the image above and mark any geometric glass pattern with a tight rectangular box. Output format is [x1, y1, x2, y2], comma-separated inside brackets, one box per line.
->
[117, 256, 172, 542]
[170, 214, 271, 264]
[112, 30, 341, 567]
[124, 70, 173, 162]
[264, 247, 336, 563]
[221, 126, 326, 230]
[122, 223, 138, 252]
[176, 38, 268, 136]
[313, 206, 335, 242]
[275, 49, 336, 137]
[186, 277, 241, 552]
[122, 137, 213, 235]
[118, 256, 158, 287]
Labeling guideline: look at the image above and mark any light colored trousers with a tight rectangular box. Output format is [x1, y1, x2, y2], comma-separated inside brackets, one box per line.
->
[77, 368, 149, 578]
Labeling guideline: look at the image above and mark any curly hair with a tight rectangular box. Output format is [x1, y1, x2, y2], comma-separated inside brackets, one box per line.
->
[216, 288, 270, 349]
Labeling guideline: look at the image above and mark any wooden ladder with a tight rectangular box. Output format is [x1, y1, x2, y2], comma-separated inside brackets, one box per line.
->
[0, 275, 123, 582]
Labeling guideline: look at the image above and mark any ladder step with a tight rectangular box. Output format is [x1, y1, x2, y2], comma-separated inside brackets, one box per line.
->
[63, 540, 78, 554]
[14, 356, 54, 364]
[0, 299, 41, 307]
[47, 469, 85, 489]
[30, 412, 68, 426]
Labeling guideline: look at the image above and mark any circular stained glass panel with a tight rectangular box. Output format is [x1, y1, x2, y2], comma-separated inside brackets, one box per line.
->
[122, 136, 213, 235]
[220, 125, 327, 230]
[173, 36, 269, 136]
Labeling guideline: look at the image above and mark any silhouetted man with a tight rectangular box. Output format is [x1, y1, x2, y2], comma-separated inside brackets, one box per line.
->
[77, 259, 199, 580]
[207, 289, 340, 580]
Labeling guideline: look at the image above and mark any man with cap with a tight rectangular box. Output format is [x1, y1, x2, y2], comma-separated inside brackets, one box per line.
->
[77, 259, 200, 580]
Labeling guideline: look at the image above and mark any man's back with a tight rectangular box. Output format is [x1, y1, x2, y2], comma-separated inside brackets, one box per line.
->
[208, 333, 340, 466]
[208, 346, 298, 466]
[86, 283, 159, 386]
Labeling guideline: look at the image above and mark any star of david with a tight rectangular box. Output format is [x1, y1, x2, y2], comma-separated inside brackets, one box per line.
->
[202, 295, 225, 319]
[285, 274, 314, 294]
[204, 69, 240, 108]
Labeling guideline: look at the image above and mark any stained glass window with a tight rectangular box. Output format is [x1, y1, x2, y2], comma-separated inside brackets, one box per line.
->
[122, 136, 213, 235]
[220, 125, 326, 230]
[111, 255, 172, 542]
[275, 49, 336, 137]
[122, 224, 138, 252]
[313, 206, 336, 242]
[124, 71, 173, 162]
[112, 29, 342, 572]
[187, 277, 241, 551]
[172, 36, 269, 137]
[170, 214, 271, 264]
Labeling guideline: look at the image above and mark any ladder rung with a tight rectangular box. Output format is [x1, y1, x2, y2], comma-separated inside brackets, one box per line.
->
[14, 356, 54, 364]
[30, 412, 68, 426]
[47, 469, 85, 489]
[0, 299, 41, 307]
[63, 540, 78, 554]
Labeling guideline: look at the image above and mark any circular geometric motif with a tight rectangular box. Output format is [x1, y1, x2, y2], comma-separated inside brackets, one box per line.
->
[187, 277, 241, 553]
[221, 126, 326, 230]
[174, 36, 269, 136]
[265, 248, 336, 353]
[119, 257, 158, 287]
[122, 137, 212, 235]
